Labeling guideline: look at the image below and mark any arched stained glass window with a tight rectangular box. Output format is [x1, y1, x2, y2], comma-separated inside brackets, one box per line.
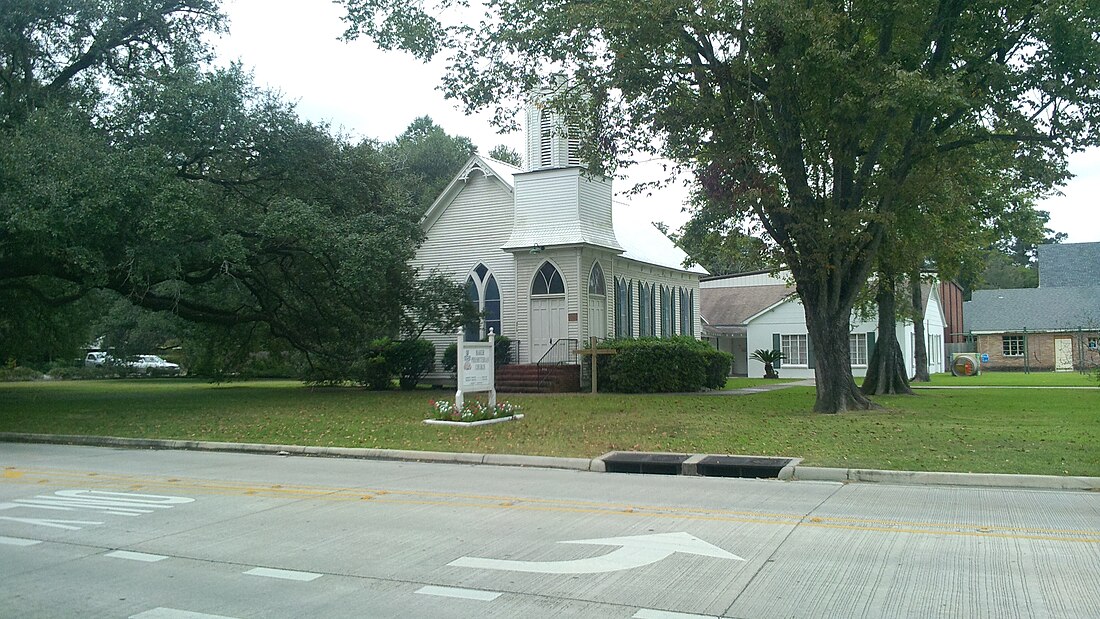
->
[465, 264, 503, 341]
[532, 262, 565, 295]
[589, 262, 606, 296]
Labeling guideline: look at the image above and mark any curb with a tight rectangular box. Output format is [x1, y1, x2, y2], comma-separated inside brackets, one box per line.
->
[2, 432, 1096, 491]
[0, 432, 602, 473]
[792, 466, 1100, 491]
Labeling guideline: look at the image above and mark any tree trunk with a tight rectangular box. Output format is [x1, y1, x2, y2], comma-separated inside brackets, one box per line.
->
[804, 301, 877, 413]
[861, 276, 912, 395]
[910, 271, 930, 382]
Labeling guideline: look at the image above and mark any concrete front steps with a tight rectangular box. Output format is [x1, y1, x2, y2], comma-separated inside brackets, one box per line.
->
[495, 364, 580, 393]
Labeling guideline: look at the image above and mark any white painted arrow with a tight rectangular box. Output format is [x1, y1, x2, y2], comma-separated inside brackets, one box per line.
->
[448, 532, 743, 574]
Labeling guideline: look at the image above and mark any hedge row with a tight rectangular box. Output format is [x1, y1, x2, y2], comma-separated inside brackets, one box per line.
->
[594, 336, 732, 393]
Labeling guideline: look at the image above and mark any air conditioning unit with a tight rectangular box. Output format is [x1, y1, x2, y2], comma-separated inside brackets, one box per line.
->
[950, 353, 981, 377]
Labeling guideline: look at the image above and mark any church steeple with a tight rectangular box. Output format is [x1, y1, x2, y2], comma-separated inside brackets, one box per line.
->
[524, 87, 582, 171]
[504, 82, 621, 254]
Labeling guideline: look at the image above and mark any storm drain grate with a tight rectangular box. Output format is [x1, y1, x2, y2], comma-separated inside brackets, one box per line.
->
[695, 455, 794, 479]
[602, 452, 691, 475]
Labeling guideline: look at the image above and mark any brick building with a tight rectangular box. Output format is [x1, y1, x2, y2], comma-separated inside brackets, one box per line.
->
[964, 242, 1100, 372]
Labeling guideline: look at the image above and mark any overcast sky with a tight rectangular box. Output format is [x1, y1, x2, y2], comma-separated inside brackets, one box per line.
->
[213, 0, 1099, 243]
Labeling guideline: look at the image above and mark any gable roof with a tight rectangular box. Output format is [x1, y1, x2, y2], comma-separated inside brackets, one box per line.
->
[612, 201, 708, 274]
[420, 155, 521, 232]
[700, 284, 794, 326]
[964, 286, 1100, 333]
[1038, 242, 1100, 288]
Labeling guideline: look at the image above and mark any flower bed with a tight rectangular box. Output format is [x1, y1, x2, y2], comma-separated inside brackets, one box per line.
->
[424, 399, 523, 426]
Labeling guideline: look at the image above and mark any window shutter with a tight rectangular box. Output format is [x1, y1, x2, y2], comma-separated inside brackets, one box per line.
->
[807, 335, 815, 369]
[772, 333, 781, 369]
[867, 332, 876, 358]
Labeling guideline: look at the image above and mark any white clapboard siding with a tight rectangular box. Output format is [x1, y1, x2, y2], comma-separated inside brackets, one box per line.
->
[413, 169, 516, 381]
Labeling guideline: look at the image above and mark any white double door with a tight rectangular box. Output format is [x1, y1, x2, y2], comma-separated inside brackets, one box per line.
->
[531, 296, 567, 363]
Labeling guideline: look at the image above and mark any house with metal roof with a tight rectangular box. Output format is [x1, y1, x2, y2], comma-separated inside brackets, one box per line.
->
[700, 270, 947, 378]
[411, 103, 707, 385]
[964, 242, 1100, 372]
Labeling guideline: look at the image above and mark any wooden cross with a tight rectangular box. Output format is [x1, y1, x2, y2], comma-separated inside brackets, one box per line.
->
[576, 336, 618, 394]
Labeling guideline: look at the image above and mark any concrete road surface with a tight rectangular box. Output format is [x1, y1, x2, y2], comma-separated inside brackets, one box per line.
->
[1, 443, 1097, 618]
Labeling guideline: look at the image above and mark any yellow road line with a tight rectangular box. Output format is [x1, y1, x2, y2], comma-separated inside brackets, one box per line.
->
[3, 467, 1097, 544]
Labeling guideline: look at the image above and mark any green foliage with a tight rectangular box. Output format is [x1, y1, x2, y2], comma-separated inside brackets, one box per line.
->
[487, 145, 523, 167]
[750, 349, 785, 364]
[0, 4, 474, 382]
[390, 339, 436, 390]
[442, 342, 458, 374]
[750, 349, 785, 379]
[597, 337, 731, 393]
[383, 116, 475, 213]
[0, 367, 44, 382]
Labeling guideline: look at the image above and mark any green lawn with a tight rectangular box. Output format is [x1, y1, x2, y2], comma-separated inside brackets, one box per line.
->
[722, 377, 802, 389]
[1, 379, 1097, 476]
[922, 371, 1099, 387]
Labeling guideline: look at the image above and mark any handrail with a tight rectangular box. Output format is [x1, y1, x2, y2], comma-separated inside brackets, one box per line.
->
[536, 338, 578, 392]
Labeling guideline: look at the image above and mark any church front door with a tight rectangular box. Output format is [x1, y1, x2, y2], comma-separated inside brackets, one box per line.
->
[531, 296, 567, 363]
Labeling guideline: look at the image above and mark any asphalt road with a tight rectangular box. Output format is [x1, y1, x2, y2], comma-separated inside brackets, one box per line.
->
[2, 443, 1098, 618]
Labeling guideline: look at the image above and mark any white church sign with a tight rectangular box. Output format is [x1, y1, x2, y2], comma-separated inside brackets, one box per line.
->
[455, 329, 496, 409]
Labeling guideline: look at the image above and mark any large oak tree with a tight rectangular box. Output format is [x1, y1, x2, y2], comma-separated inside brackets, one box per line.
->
[0, 0, 471, 375]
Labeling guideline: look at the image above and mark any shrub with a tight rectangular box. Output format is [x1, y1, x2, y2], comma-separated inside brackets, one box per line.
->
[390, 339, 435, 390]
[46, 366, 113, 380]
[595, 336, 732, 393]
[442, 342, 458, 374]
[0, 366, 45, 382]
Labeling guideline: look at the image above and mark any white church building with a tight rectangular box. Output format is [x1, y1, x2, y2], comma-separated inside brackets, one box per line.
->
[412, 104, 707, 383]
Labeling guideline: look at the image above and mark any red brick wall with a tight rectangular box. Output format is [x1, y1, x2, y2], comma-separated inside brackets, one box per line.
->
[976, 332, 1100, 371]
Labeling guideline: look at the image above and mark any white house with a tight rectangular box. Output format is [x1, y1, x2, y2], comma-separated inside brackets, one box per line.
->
[412, 101, 707, 383]
[701, 270, 947, 379]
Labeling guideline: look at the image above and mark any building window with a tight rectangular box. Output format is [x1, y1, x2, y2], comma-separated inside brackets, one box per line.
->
[1089, 337, 1099, 350]
[781, 334, 809, 365]
[588, 262, 606, 296]
[638, 282, 656, 337]
[660, 286, 673, 337]
[1002, 335, 1024, 357]
[614, 277, 627, 337]
[532, 261, 565, 295]
[850, 333, 868, 366]
[465, 264, 502, 341]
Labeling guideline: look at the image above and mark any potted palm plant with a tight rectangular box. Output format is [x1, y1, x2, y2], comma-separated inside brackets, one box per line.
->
[750, 349, 786, 379]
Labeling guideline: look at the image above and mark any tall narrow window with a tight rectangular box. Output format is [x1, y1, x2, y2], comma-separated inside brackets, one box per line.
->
[615, 277, 627, 337]
[638, 282, 656, 337]
[849, 333, 868, 366]
[679, 287, 691, 335]
[660, 286, 672, 337]
[465, 264, 503, 340]
[627, 280, 635, 336]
